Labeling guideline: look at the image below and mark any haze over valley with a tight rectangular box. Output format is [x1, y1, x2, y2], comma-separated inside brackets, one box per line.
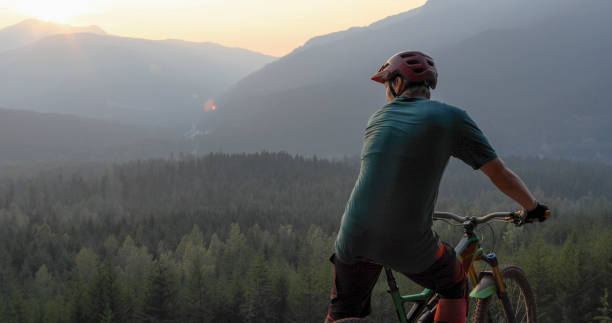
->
[0, 19, 274, 133]
[1, 0, 611, 164]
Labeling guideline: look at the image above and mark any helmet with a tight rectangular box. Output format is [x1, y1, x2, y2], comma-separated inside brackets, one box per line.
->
[371, 51, 438, 89]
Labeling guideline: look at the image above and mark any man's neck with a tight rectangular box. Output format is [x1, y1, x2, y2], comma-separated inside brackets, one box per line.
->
[399, 90, 430, 99]
[398, 94, 430, 100]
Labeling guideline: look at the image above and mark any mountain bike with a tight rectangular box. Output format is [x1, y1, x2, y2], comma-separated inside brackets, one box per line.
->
[383, 211, 544, 323]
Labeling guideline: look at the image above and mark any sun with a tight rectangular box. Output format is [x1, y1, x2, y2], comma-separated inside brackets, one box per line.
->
[16, 0, 93, 24]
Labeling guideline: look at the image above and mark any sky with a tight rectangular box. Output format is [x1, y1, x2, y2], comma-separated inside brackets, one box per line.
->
[0, 0, 426, 56]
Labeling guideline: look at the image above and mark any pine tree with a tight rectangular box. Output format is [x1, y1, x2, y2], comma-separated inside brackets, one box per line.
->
[89, 260, 130, 322]
[555, 231, 587, 322]
[34, 264, 63, 322]
[240, 253, 279, 323]
[291, 225, 334, 323]
[143, 258, 178, 322]
[181, 226, 213, 322]
[6, 284, 26, 323]
[118, 235, 153, 315]
[594, 289, 611, 323]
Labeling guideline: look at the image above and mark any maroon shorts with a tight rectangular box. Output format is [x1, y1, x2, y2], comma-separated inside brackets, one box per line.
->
[326, 242, 466, 321]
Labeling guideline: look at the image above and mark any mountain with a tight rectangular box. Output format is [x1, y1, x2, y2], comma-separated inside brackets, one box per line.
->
[0, 20, 276, 131]
[0, 18, 106, 52]
[0, 107, 189, 164]
[199, 0, 612, 162]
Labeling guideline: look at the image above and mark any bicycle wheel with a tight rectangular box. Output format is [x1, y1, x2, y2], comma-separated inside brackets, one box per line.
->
[473, 265, 537, 323]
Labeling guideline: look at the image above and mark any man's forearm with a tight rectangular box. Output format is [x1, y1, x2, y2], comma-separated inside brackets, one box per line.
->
[480, 158, 537, 210]
[491, 168, 536, 210]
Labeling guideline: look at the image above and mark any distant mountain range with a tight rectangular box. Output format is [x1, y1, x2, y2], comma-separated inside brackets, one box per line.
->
[0, 18, 106, 52]
[3, 0, 612, 165]
[0, 19, 275, 130]
[199, 0, 612, 162]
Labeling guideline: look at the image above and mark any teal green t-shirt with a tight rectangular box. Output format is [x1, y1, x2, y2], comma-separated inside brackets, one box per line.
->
[334, 97, 497, 274]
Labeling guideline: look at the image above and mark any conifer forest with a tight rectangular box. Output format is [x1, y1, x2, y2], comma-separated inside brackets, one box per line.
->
[0, 152, 610, 323]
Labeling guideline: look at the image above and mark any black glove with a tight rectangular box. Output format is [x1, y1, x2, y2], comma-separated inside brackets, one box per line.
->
[523, 202, 550, 223]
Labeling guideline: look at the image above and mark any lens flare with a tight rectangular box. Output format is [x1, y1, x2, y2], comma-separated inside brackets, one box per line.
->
[204, 99, 216, 112]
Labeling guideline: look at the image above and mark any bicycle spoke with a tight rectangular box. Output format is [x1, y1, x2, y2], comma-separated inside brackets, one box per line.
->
[514, 294, 524, 321]
[510, 281, 528, 322]
[508, 284, 523, 320]
[474, 266, 536, 323]
[513, 288, 522, 314]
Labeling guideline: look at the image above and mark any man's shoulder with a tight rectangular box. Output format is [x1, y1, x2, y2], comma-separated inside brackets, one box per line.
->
[423, 99, 465, 114]
[383, 98, 465, 113]
[367, 99, 467, 128]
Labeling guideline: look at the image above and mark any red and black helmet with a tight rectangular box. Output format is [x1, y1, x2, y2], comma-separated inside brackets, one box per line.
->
[371, 51, 438, 89]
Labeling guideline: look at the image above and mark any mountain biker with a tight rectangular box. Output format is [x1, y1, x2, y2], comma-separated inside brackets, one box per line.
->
[324, 51, 550, 323]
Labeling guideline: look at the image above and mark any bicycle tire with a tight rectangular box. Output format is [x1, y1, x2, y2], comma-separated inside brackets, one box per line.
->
[473, 265, 537, 323]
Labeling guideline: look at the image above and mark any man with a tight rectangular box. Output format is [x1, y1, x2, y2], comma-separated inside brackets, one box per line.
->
[324, 51, 550, 323]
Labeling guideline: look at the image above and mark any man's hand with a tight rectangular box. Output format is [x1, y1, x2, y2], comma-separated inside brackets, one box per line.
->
[520, 202, 551, 223]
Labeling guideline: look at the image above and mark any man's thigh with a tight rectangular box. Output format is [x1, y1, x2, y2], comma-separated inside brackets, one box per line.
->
[404, 242, 466, 298]
[327, 254, 383, 321]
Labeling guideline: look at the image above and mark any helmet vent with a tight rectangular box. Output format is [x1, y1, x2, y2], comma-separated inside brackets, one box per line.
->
[400, 53, 416, 58]
[406, 60, 420, 65]
[377, 63, 389, 72]
[427, 60, 434, 66]
[413, 68, 425, 73]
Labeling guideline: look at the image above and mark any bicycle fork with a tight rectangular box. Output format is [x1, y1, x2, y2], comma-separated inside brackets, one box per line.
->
[481, 253, 516, 323]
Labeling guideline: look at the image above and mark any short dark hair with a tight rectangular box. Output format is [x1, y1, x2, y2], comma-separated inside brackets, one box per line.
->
[401, 83, 430, 97]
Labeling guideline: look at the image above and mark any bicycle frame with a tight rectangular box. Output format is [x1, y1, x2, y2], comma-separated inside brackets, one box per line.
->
[385, 223, 507, 322]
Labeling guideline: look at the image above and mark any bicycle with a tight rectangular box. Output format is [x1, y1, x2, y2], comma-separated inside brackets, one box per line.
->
[383, 210, 547, 323]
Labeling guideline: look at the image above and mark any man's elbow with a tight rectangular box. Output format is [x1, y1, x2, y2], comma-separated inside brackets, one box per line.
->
[480, 157, 508, 182]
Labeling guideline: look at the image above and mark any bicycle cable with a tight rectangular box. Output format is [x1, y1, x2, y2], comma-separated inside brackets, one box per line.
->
[437, 216, 496, 251]
[438, 218, 463, 227]
[482, 221, 496, 252]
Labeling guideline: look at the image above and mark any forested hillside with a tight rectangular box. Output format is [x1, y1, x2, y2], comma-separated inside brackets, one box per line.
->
[0, 153, 609, 322]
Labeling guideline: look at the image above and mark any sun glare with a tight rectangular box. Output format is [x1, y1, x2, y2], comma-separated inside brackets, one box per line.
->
[204, 99, 217, 112]
[16, 0, 93, 23]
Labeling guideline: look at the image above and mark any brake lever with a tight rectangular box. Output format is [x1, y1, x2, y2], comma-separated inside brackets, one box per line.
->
[505, 211, 526, 227]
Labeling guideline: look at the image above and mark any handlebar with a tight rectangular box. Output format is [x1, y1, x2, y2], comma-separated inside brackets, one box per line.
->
[434, 211, 523, 226]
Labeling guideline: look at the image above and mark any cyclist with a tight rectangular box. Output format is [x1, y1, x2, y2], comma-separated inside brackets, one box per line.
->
[325, 51, 550, 323]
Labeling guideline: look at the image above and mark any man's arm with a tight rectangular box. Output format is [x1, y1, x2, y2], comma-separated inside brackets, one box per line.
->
[480, 157, 537, 211]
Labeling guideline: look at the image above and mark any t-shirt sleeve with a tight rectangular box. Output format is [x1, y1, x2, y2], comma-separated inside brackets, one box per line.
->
[451, 110, 497, 170]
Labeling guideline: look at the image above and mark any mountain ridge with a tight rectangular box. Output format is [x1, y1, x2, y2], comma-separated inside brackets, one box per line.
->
[0, 28, 276, 130]
[197, 0, 612, 162]
[0, 18, 106, 53]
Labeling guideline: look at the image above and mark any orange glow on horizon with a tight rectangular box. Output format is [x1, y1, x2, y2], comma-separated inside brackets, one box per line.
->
[1, 1, 427, 57]
[15, 0, 94, 24]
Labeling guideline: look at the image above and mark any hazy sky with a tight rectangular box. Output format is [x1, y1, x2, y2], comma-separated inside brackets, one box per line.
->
[0, 0, 426, 56]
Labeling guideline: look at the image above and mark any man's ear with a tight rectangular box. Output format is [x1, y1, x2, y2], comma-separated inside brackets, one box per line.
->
[394, 77, 404, 94]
